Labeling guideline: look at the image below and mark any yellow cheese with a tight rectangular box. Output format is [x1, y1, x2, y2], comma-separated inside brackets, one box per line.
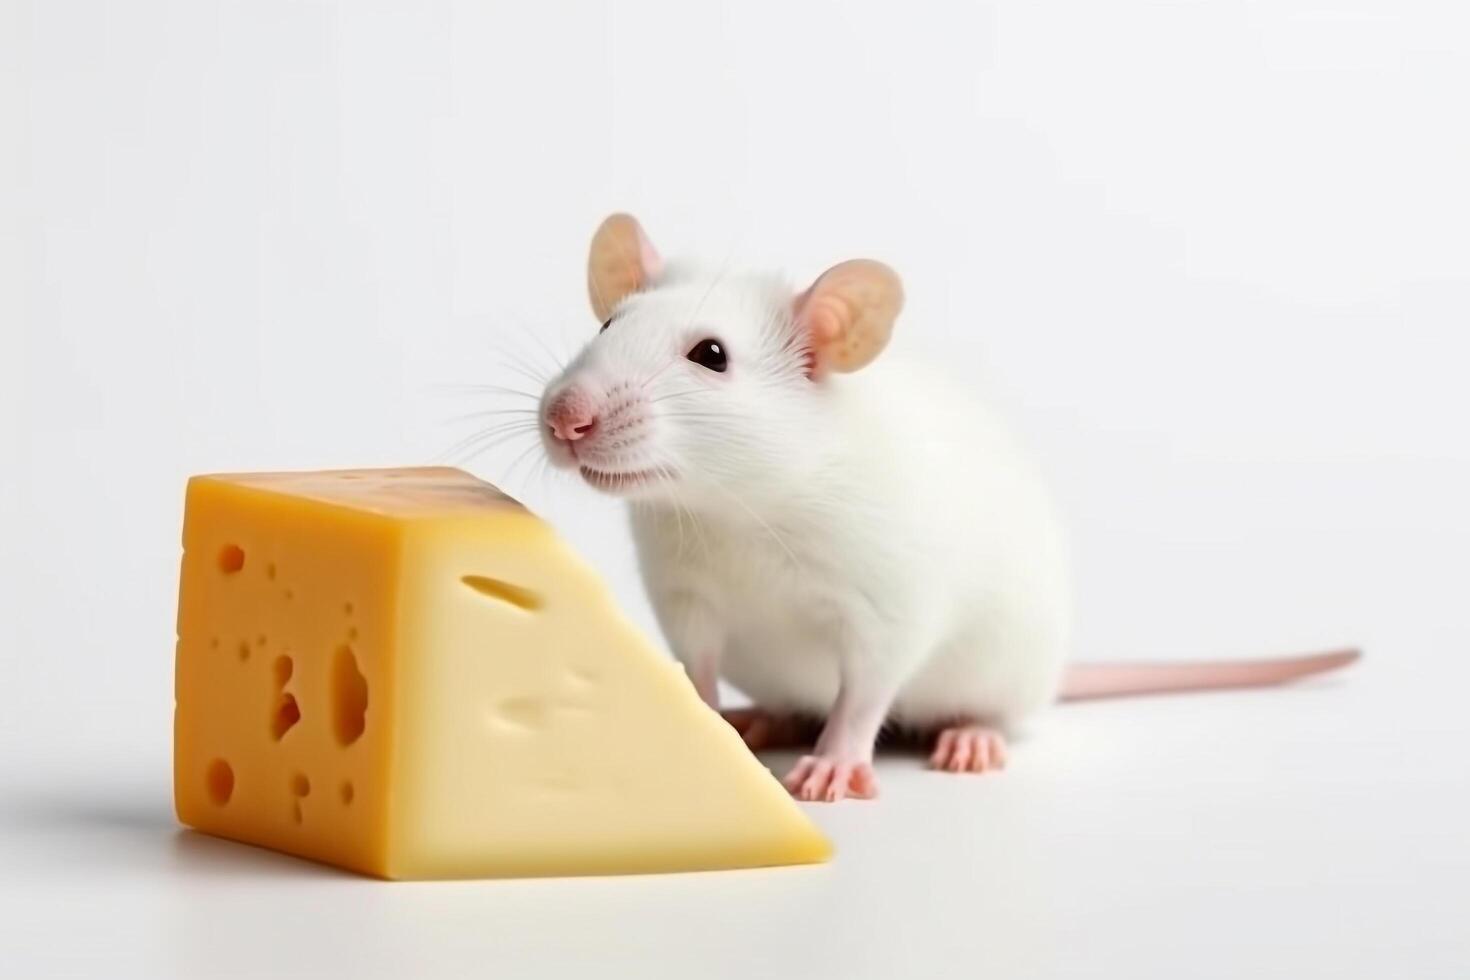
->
[174, 467, 830, 879]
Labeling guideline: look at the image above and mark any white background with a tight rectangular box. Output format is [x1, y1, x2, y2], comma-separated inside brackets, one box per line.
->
[3, 1, 1468, 977]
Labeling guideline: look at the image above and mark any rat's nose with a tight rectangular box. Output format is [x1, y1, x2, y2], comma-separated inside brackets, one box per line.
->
[546, 389, 599, 443]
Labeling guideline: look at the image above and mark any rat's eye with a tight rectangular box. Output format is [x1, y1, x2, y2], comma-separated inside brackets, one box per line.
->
[686, 338, 728, 373]
[599, 318, 612, 334]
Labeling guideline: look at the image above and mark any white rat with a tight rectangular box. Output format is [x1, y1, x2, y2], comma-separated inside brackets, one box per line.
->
[535, 213, 1359, 802]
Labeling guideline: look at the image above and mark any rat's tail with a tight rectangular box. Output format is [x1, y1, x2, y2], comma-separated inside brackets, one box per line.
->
[1058, 648, 1361, 702]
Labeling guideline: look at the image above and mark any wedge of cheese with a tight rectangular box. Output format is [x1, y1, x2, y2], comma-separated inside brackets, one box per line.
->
[174, 467, 830, 879]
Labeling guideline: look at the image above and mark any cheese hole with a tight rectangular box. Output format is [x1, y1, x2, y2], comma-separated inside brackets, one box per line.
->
[331, 646, 369, 746]
[272, 693, 301, 740]
[266, 562, 277, 581]
[218, 544, 245, 574]
[461, 575, 543, 611]
[238, 641, 251, 662]
[495, 696, 546, 731]
[340, 781, 355, 805]
[274, 655, 293, 686]
[291, 775, 310, 822]
[206, 759, 234, 805]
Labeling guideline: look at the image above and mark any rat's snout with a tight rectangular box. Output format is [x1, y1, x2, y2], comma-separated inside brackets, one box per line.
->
[541, 375, 666, 495]
[545, 388, 599, 443]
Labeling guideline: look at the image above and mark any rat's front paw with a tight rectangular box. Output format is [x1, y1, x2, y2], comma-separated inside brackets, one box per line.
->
[781, 754, 878, 802]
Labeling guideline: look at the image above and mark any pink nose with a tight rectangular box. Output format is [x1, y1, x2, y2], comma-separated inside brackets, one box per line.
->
[546, 389, 598, 442]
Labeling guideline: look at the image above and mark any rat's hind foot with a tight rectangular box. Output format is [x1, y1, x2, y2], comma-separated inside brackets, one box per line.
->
[781, 754, 878, 802]
[721, 708, 821, 751]
[929, 724, 1008, 773]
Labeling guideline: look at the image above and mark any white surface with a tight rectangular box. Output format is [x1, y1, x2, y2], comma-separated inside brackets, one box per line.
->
[4, 1, 1468, 977]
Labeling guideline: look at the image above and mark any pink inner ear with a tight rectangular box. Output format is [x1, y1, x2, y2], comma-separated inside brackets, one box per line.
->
[805, 299, 846, 343]
[793, 299, 836, 381]
[792, 259, 902, 375]
[637, 231, 664, 283]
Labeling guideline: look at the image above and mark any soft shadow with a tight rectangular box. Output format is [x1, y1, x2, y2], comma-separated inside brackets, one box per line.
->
[2, 786, 348, 881]
[2, 791, 176, 836]
[167, 828, 352, 880]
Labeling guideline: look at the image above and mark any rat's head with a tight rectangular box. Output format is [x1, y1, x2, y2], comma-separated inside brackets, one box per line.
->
[539, 213, 903, 506]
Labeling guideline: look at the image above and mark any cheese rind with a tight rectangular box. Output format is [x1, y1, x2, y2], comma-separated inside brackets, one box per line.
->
[174, 468, 830, 878]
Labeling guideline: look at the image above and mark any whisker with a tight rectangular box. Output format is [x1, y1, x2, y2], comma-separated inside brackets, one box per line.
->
[500, 438, 546, 486]
[455, 427, 541, 468]
[682, 232, 739, 333]
[442, 406, 541, 424]
[436, 435, 533, 470]
[526, 329, 568, 379]
[446, 417, 543, 440]
[637, 356, 676, 392]
[496, 357, 553, 390]
[667, 467, 708, 563]
[503, 320, 567, 380]
[672, 470, 712, 565]
[429, 383, 542, 401]
[692, 463, 802, 571]
[529, 452, 554, 498]
[436, 421, 541, 464]
[650, 387, 708, 405]
[648, 463, 687, 559]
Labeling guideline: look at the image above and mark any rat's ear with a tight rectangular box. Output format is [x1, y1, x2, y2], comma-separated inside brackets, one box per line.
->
[587, 213, 663, 321]
[794, 259, 904, 374]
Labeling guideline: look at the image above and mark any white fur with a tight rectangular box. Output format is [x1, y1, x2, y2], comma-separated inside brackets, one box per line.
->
[541, 263, 1070, 759]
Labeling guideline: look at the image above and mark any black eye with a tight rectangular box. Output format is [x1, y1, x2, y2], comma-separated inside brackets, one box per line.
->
[599, 318, 612, 334]
[686, 338, 728, 373]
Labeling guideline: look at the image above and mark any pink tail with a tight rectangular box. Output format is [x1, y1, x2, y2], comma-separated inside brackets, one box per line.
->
[1058, 648, 1361, 702]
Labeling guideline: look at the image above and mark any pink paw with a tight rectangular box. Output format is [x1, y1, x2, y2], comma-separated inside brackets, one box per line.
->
[929, 725, 1008, 773]
[781, 755, 878, 802]
[721, 708, 817, 751]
